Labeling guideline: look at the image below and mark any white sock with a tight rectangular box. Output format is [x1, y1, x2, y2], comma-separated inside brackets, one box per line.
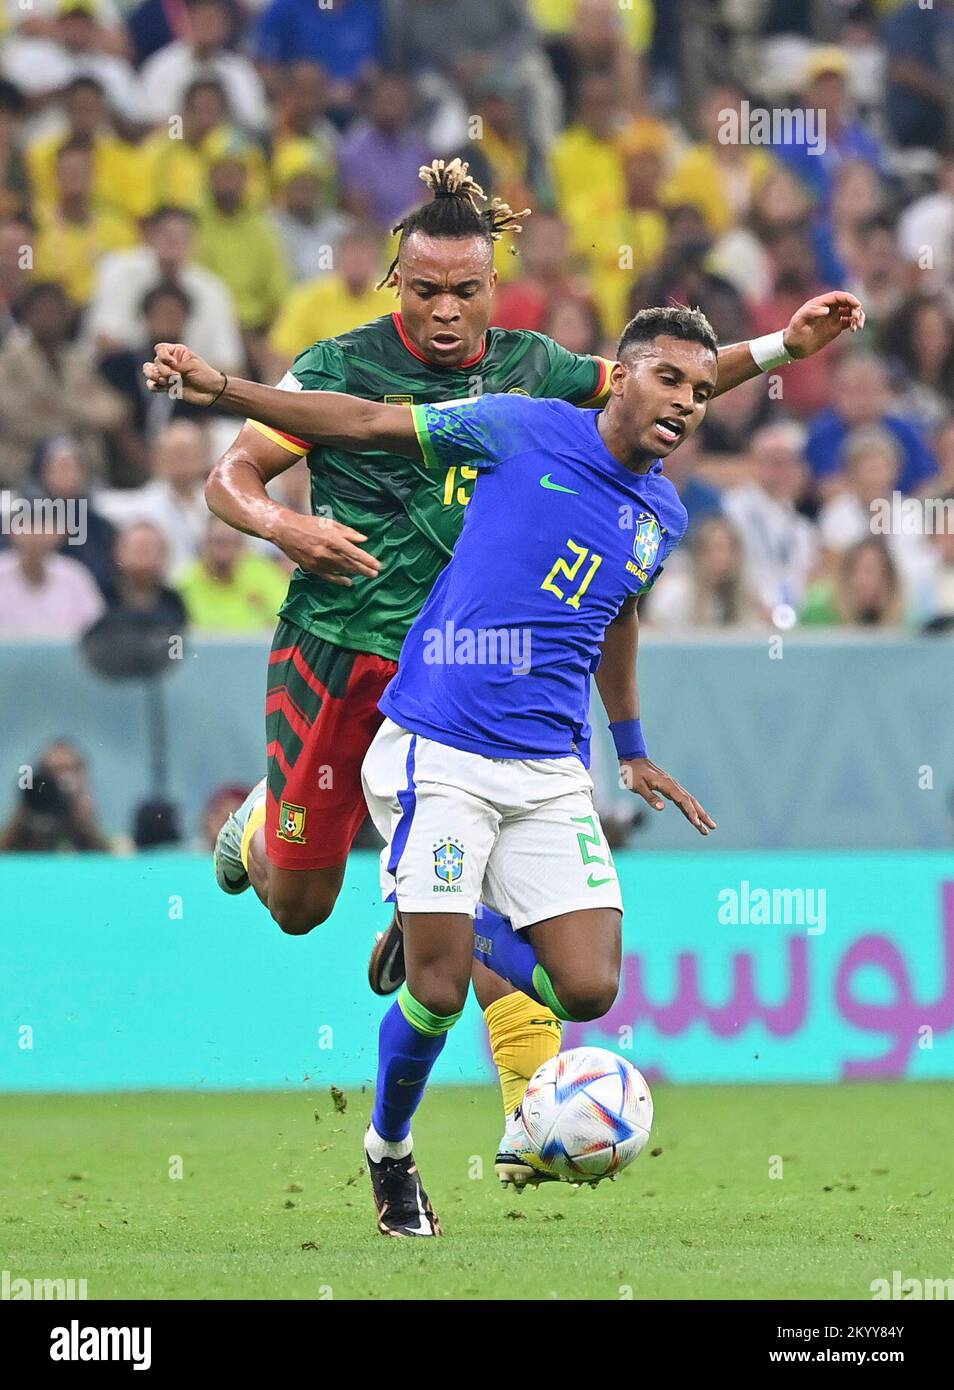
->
[505, 1111, 526, 1139]
[365, 1124, 413, 1163]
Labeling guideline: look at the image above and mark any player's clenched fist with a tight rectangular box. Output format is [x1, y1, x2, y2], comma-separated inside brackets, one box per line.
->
[143, 343, 226, 406]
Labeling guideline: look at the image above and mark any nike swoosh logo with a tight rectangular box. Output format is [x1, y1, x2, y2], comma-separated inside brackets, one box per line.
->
[396, 1076, 428, 1086]
[540, 473, 579, 495]
[587, 872, 615, 888]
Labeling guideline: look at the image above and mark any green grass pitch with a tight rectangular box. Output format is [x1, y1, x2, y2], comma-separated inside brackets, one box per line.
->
[3, 1083, 951, 1300]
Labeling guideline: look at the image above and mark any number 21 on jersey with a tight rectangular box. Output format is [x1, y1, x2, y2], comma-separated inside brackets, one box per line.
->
[541, 539, 603, 609]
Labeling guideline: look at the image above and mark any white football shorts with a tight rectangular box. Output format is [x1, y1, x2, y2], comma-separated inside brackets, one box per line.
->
[361, 717, 624, 929]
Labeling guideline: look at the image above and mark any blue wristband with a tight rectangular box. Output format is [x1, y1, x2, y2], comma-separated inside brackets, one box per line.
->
[610, 718, 647, 760]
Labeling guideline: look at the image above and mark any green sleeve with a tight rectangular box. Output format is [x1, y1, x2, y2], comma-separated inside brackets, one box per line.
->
[289, 339, 348, 393]
[541, 337, 614, 406]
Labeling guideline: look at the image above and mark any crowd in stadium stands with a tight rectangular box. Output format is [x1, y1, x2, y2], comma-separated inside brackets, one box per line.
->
[1, 0, 954, 651]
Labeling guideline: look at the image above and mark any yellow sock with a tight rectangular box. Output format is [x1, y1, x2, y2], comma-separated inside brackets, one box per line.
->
[483, 990, 562, 1121]
[239, 799, 267, 873]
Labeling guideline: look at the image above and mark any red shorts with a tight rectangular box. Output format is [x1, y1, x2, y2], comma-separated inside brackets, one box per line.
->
[265, 619, 398, 871]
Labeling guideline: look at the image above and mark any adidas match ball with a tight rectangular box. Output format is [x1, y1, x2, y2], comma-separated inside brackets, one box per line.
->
[519, 1046, 653, 1182]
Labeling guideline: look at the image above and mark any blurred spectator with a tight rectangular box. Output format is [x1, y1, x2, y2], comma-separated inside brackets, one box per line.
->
[254, 0, 384, 107]
[541, 293, 602, 355]
[592, 126, 670, 328]
[883, 293, 954, 426]
[0, 78, 30, 219]
[1, 0, 143, 131]
[493, 212, 580, 332]
[631, 203, 747, 345]
[0, 281, 125, 486]
[25, 74, 146, 222]
[0, 509, 105, 636]
[138, 78, 231, 218]
[34, 137, 136, 306]
[933, 415, 954, 495]
[698, 374, 772, 470]
[0, 212, 34, 341]
[801, 537, 904, 627]
[883, 0, 954, 149]
[843, 214, 911, 334]
[645, 515, 767, 630]
[805, 353, 938, 496]
[104, 520, 189, 629]
[196, 145, 290, 371]
[920, 497, 954, 632]
[722, 422, 818, 617]
[748, 221, 838, 418]
[339, 72, 432, 231]
[272, 62, 338, 176]
[0, 738, 113, 852]
[96, 419, 212, 578]
[34, 435, 116, 594]
[97, 280, 210, 481]
[539, 0, 650, 119]
[816, 424, 934, 596]
[271, 139, 355, 282]
[551, 72, 626, 258]
[897, 152, 954, 286]
[663, 85, 776, 237]
[813, 158, 885, 287]
[460, 69, 539, 210]
[198, 781, 251, 851]
[84, 205, 243, 371]
[773, 47, 886, 206]
[268, 224, 386, 369]
[177, 516, 288, 632]
[391, 0, 561, 152]
[657, 432, 722, 537]
[139, 0, 268, 132]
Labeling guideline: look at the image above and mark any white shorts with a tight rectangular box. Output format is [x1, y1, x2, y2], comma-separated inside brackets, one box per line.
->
[361, 718, 624, 930]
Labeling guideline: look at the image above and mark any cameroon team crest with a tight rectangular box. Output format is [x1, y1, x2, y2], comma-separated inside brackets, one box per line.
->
[433, 839, 464, 885]
[277, 801, 307, 844]
[632, 515, 662, 572]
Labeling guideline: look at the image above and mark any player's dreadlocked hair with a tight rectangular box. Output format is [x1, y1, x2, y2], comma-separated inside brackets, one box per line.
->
[376, 157, 530, 291]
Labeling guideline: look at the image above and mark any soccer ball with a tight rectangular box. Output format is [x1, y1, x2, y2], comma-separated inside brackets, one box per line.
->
[519, 1046, 653, 1183]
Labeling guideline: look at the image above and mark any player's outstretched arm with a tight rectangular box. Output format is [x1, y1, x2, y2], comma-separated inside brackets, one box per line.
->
[712, 291, 866, 398]
[597, 598, 716, 836]
[143, 344, 423, 459]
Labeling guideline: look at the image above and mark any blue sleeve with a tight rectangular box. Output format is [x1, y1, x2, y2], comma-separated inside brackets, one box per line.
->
[412, 393, 540, 471]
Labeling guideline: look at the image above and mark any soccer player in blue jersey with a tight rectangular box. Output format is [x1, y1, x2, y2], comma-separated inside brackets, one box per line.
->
[146, 292, 864, 1236]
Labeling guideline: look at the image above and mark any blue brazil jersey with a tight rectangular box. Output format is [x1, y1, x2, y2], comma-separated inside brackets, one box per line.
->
[378, 394, 688, 761]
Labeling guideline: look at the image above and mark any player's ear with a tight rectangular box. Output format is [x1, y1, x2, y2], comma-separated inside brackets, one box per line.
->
[488, 268, 498, 292]
[609, 360, 628, 396]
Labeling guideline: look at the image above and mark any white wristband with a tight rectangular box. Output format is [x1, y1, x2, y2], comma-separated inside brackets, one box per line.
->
[749, 330, 793, 372]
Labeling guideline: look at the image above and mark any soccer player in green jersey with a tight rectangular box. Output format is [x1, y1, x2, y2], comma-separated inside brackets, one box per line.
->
[201, 158, 864, 1184]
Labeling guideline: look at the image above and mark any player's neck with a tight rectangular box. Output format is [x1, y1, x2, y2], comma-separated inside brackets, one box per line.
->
[597, 410, 656, 475]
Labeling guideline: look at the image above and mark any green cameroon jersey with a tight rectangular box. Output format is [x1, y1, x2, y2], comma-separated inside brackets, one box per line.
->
[250, 311, 614, 662]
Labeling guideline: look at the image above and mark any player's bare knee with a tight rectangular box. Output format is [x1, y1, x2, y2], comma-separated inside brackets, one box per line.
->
[561, 971, 619, 1022]
[407, 970, 468, 1022]
[270, 895, 333, 935]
